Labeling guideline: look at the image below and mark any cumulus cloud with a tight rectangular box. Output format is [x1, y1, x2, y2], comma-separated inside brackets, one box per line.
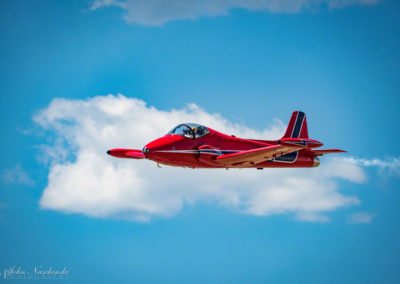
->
[32, 94, 376, 222]
[89, 0, 381, 26]
[330, 156, 400, 177]
[347, 211, 375, 224]
[2, 164, 35, 186]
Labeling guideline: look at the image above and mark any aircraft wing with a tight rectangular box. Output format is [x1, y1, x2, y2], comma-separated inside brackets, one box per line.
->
[215, 145, 303, 167]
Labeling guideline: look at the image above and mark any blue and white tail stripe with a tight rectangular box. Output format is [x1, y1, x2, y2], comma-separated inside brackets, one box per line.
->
[283, 111, 309, 139]
[291, 111, 305, 138]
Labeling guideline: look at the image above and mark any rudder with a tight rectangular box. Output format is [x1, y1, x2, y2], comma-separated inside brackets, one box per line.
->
[282, 111, 309, 139]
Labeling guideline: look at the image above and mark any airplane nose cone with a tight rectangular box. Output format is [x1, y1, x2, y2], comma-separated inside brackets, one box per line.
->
[107, 150, 111, 155]
[144, 141, 161, 152]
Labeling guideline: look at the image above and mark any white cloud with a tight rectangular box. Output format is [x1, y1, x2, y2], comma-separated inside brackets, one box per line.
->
[328, 0, 380, 9]
[89, 0, 381, 26]
[330, 156, 400, 177]
[294, 211, 330, 222]
[32, 94, 376, 222]
[347, 211, 375, 224]
[2, 164, 35, 186]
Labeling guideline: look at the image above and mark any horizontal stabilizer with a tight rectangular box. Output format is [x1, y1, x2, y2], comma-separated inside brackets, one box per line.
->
[310, 149, 346, 156]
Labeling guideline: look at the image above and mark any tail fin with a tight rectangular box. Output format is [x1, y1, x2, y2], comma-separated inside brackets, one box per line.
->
[282, 111, 309, 139]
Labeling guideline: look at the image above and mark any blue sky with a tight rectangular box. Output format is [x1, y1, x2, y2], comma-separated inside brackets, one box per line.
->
[1, 0, 400, 283]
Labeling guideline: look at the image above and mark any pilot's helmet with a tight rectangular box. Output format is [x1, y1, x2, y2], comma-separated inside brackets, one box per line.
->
[192, 127, 197, 133]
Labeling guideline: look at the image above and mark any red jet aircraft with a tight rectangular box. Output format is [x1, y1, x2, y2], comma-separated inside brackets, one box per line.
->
[107, 111, 345, 169]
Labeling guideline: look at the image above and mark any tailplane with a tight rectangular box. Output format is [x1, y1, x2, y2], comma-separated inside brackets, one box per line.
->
[282, 111, 309, 139]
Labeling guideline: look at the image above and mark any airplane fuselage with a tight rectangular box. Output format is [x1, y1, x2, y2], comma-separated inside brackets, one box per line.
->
[141, 128, 318, 168]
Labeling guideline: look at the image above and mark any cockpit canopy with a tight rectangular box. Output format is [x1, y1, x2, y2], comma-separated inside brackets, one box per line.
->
[168, 123, 210, 139]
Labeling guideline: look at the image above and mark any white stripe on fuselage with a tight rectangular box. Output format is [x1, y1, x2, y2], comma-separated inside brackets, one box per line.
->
[156, 149, 240, 155]
[155, 149, 299, 162]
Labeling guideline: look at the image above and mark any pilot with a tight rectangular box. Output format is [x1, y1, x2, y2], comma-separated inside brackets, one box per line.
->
[192, 127, 198, 138]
